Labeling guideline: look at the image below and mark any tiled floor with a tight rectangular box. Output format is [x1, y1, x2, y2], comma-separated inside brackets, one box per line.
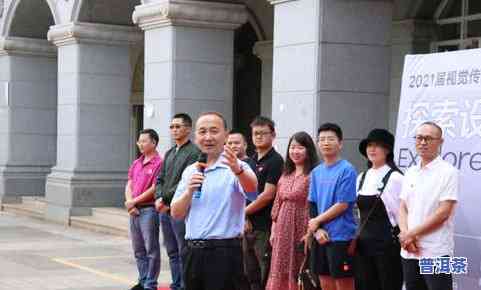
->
[0, 211, 171, 290]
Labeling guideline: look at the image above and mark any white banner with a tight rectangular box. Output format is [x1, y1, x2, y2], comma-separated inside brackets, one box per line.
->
[395, 49, 481, 289]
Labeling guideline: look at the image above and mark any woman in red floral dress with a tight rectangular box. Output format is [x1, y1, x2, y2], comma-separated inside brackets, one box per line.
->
[266, 131, 319, 290]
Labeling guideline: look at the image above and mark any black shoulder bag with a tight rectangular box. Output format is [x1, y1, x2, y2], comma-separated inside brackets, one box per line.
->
[298, 237, 321, 290]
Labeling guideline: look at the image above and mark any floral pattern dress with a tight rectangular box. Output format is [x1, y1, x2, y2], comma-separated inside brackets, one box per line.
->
[266, 173, 310, 290]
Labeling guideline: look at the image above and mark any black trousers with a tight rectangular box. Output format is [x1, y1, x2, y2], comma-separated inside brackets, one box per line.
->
[402, 258, 453, 290]
[241, 230, 271, 290]
[184, 244, 244, 290]
[355, 245, 403, 290]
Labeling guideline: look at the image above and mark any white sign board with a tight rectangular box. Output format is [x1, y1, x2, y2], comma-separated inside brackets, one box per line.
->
[396, 49, 481, 289]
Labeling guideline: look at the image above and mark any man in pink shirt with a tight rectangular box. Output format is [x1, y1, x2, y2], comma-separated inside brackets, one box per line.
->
[125, 128, 163, 290]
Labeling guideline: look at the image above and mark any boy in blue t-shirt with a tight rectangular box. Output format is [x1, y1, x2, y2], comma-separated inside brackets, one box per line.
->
[307, 123, 357, 290]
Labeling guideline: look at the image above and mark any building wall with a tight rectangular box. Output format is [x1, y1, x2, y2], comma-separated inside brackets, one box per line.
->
[0, 0, 434, 155]
[0, 0, 439, 215]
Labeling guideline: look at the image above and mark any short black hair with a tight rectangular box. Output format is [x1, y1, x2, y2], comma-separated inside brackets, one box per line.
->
[228, 129, 247, 143]
[317, 122, 343, 141]
[250, 116, 275, 132]
[139, 128, 159, 146]
[172, 113, 193, 128]
[198, 111, 228, 129]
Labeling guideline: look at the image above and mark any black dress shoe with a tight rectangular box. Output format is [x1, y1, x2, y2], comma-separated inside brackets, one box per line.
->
[129, 283, 144, 290]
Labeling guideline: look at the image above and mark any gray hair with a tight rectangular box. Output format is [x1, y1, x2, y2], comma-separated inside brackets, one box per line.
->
[419, 121, 443, 138]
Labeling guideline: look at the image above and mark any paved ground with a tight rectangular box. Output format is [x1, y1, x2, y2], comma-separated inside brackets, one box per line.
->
[0, 211, 171, 290]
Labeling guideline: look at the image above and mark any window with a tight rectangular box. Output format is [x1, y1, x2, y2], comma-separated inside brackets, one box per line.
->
[438, 23, 461, 41]
[439, 0, 462, 19]
[433, 0, 481, 52]
[468, 19, 481, 37]
[469, 0, 481, 15]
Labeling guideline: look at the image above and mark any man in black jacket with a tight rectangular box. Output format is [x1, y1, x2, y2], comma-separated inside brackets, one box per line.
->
[155, 113, 200, 290]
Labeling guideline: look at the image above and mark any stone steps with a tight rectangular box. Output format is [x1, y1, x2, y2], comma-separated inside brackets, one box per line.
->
[0, 197, 46, 220]
[70, 207, 130, 238]
[1, 197, 130, 238]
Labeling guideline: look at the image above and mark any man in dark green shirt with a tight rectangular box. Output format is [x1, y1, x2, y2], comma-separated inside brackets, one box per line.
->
[155, 113, 200, 290]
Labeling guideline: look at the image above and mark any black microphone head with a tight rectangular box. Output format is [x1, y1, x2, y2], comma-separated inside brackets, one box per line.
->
[197, 153, 208, 175]
[198, 153, 208, 164]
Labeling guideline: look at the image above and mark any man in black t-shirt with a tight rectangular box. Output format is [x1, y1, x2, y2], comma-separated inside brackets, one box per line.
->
[243, 117, 284, 290]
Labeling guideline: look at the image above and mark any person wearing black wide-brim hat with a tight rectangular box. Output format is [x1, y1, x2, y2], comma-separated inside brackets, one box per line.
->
[354, 129, 404, 290]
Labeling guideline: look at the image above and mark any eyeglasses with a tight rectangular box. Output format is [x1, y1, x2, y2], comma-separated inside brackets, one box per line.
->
[169, 124, 185, 130]
[414, 135, 441, 143]
[253, 131, 272, 137]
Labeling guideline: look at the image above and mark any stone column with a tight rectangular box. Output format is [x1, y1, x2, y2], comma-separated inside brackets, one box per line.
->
[133, 0, 247, 152]
[253, 40, 273, 117]
[389, 20, 434, 131]
[269, 0, 393, 168]
[45, 22, 142, 223]
[0, 37, 57, 204]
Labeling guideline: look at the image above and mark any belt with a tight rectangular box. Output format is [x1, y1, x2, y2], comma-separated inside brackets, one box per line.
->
[187, 238, 241, 249]
[136, 203, 155, 209]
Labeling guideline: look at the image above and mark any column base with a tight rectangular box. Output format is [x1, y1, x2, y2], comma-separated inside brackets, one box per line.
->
[44, 170, 127, 223]
[44, 204, 93, 225]
[0, 196, 22, 206]
[0, 165, 51, 203]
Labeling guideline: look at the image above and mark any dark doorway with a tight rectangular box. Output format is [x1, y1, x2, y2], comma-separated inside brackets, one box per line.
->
[233, 23, 262, 155]
[131, 52, 144, 162]
[131, 105, 144, 160]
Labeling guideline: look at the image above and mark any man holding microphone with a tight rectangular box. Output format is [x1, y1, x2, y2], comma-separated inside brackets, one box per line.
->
[171, 112, 258, 290]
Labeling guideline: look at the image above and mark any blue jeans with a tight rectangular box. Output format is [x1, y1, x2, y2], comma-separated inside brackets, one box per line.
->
[160, 213, 186, 290]
[130, 207, 160, 290]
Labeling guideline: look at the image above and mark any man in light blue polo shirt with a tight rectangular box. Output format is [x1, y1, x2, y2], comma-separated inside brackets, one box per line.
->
[171, 111, 257, 290]
[307, 123, 357, 290]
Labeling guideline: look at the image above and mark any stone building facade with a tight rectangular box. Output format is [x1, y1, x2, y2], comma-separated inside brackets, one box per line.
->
[0, 0, 479, 222]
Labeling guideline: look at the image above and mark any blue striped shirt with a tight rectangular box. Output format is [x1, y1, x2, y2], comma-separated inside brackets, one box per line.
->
[173, 155, 253, 240]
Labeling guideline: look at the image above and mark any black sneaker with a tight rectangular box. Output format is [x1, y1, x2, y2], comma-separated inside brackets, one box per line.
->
[129, 283, 144, 290]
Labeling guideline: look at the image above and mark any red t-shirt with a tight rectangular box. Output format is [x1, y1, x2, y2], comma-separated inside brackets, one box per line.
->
[128, 152, 162, 201]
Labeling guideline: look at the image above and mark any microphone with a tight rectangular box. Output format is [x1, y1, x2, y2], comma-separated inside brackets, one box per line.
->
[193, 153, 208, 198]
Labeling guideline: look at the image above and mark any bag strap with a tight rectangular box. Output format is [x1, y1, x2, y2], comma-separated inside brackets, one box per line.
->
[299, 236, 311, 273]
[378, 169, 395, 198]
[298, 236, 318, 290]
[357, 171, 367, 192]
[298, 239, 309, 289]
[354, 168, 395, 238]
[358, 168, 395, 195]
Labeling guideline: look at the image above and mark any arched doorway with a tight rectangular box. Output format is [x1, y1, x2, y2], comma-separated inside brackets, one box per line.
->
[233, 22, 262, 154]
[41, 0, 144, 221]
[9, 0, 55, 38]
[76, 0, 140, 26]
[77, 0, 144, 164]
[0, 0, 58, 203]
